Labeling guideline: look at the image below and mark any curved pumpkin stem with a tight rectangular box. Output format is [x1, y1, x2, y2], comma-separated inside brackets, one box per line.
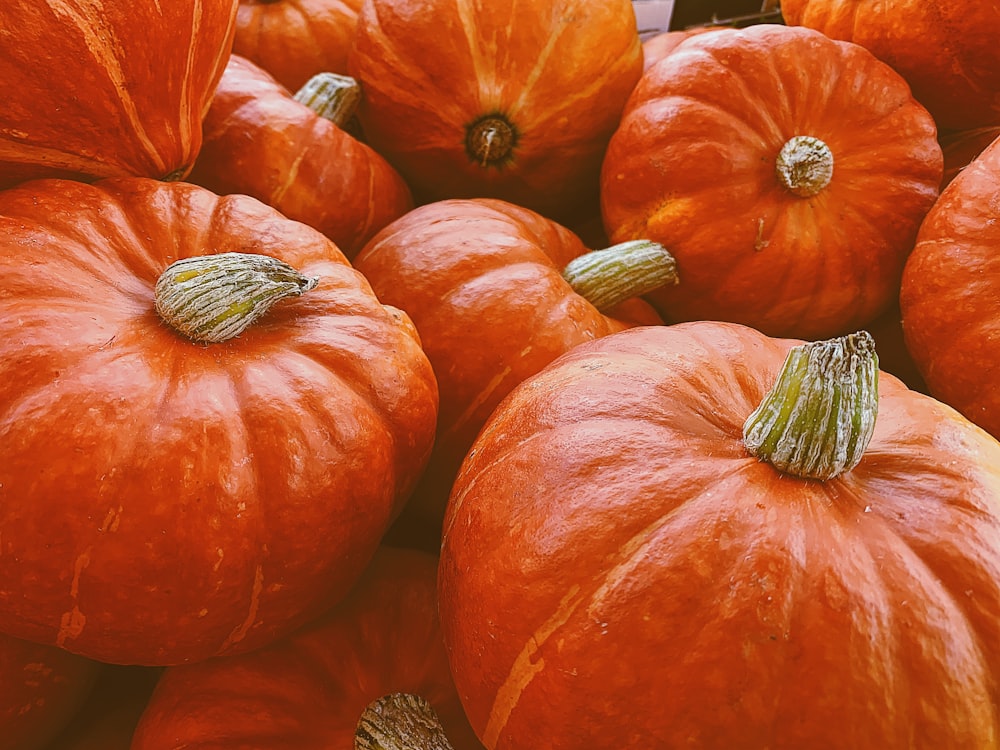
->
[154, 252, 318, 344]
[294, 72, 362, 128]
[354, 694, 454, 750]
[561, 239, 679, 312]
[743, 330, 879, 480]
[775, 135, 834, 197]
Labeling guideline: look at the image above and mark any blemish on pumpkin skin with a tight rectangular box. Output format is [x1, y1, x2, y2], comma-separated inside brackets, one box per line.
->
[218, 564, 264, 652]
[56, 547, 93, 647]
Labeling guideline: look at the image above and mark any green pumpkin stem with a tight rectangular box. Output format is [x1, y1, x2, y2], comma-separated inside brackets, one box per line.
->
[742, 330, 879, 480]
[775, 135, 834, 197]
[293, 72, 362, 127]
[154, 252, 318, 344]
[354, 694, 454, 750]
[561, 239, 678, 312]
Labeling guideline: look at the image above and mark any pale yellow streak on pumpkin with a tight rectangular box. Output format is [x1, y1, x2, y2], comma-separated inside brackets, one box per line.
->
[0, 137, 120, 175]
[270, 145, 309, 205]
[219, 564, 265, 652]
[56, 546, 93, 648]
[441, 364, 514, 442]
[508, 12, 568, 115]
[482, 584, 583, 748]
[46, 0, 168, 173]
[177, 0, 202, 154]
[455, 0, 498, 104]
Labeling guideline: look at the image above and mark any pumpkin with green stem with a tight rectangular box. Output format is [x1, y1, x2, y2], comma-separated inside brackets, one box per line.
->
[353, 198, 673, 550]
[0, 177, 438, 666]
[439, 321, 1000, 749]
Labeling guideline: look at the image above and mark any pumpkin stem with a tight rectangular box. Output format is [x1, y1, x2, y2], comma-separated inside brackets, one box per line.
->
[742, 330, 879, 480]
[154, 252, 318, 344]
[561, 239, 679, 312]
[293, 72, 362, 128]
[465, 114, 517, 168]
[354, 694, 454, 750]
[775, 135, 834, 197]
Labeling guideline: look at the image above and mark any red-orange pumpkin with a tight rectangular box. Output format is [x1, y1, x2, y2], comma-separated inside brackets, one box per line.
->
[0, 0, 238, 189]
[233, 0, 363, 91]
[0, 177, 438, 665]
[601, 24, 942, 339]
[439, 321, 1000, 748]
[900, 134, 1000, 440]
[781, 0, 1000, 131]
[347, 0, 643, 224]
[130, 546, 483, 750]
[353, 198, 667, 550]
[189, 55, 413, 258]
[1, 633, 101, 750]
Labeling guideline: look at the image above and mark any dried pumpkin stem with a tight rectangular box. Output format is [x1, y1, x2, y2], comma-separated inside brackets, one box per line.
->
[294, 72, 362, 127]
[155, 252, 318, 344]
[355, 694, 454, 750]
[465, 114, 517, 168]
[561, 239, 679, 312]
[742, 331, 879, 480]
[776, 135, 834, 197]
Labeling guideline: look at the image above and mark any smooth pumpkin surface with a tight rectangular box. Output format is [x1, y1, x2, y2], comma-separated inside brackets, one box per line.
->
[900, 135, 1000, 440]
[233, 0, 363, 91]
[347, 0, 643, 224]
[781, 0, 1000, 131]
[353, 198, 663, 550]
[439, 321, 1000, 749]
[189, 55, 413, 259]
[131, 546, 483, 750]
[0, 177, 438, 666]
[601, 23, 942, 339]
[0, 0, 238, 189]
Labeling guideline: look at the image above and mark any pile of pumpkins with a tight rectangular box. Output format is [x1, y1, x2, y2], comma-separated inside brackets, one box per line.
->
[2, 1, 1000, 748]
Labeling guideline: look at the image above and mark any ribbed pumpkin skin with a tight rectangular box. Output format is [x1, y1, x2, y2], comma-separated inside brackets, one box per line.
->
[347, 0, 643, 224]
[353, 198, 662, 549]
[439, 322, 1000, 750]
[189, 55, 414, 259]
[781, 0, 1000, 131]
[601, 24, 942, 340]
[1, 634, 101, 750]
[0, 0, 238, 189]
[131, 547, 484, 750]
[233, 0, 363, 91]
[900, 136, 1000, 440]
[0, 178, 439, 666]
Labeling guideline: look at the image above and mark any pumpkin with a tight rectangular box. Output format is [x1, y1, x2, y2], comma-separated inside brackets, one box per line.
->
[0, 177, 438, 666]
[189, 55, 413, 259]
[939, 126, 1000, 189]
[900, 134, 1000, 440]
[641, 27, 723, 70]
[233, 0, 363, 91]
[1, 633, 101, 750]
[0, 0, 238, 189]
[130, 546, 483, 750]
[353, 198, 670, 550]
[601, 24, 942, 339]
[438, 321, 1000, 749]
[347, 0, 643, 225]
[781, 0, 1000, 131]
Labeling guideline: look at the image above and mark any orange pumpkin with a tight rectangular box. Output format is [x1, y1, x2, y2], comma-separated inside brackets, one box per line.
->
[347, 0, 643, 224]
[601, 24, 942, 339]
[0, 0, 238, 189]
[439, 321, 1000, 748]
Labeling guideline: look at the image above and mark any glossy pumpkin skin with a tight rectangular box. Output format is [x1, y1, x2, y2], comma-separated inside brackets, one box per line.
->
[353, 198, 662, 549]
[781, 0, 1000, 131]
[900, 136, 1000, 440]
[0, 0, 238, 189]
[439, 321, 1000, 749]
[0, 177, 438, 666]
[1, 634, 102, 750]
[131, 546, 484, 750]
[347, 0, 643, 224]
[601, 24, 942, 340]
[189, 55, 414, 259]
[233, 0, 363, 91]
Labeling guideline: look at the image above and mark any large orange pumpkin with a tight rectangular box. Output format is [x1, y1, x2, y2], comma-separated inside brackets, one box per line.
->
[0, 177, 438, 666]
[439, 321, 1000, 749]
[0, 0, 238, 189]
[601, 24, 942, 339]
[347, 0, 643, 224]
